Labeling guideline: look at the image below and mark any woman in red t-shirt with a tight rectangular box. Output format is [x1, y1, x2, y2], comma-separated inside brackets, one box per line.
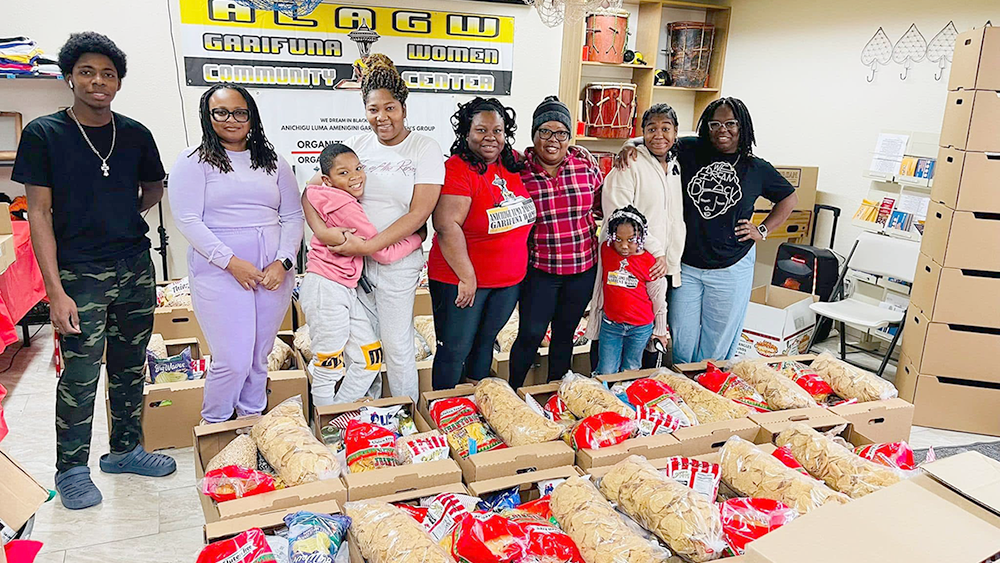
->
[427, 98, 535, 389]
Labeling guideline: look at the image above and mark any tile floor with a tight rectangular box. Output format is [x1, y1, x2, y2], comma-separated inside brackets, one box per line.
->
[1, 325, 997, 560]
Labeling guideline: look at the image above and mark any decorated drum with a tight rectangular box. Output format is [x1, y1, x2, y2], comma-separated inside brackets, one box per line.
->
[585, 11, 629, 64]
[584, 83, 636, 139]
[666, 21, 716, 87]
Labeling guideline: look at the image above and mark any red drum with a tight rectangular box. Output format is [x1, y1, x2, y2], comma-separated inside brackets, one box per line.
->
[585, 12, 629, 64]
[666, 21, 716, 87]
[584, 83, 636, 139]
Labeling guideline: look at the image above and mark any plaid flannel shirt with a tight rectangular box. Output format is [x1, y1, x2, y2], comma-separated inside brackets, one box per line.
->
[520, 145, 604, 275]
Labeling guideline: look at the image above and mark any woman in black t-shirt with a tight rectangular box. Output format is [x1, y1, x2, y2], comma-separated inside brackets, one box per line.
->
[620, 97, 798, 363]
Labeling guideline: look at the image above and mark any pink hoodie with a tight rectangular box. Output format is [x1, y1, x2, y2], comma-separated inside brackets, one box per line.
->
[305, 184, 422, 288]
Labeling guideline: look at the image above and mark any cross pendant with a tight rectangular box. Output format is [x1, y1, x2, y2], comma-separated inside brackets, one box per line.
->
[101, 162, 110, 177]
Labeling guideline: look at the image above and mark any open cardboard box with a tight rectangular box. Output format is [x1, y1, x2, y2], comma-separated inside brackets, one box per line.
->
[0, 449, 49, 533]
[0, 204, 15, 274]
[312, 396, 462, 501]
[932, 147, 1000, 214]
[736, 286, 817, 359]
[203, 499, 342, 543]
[744, 451, 1000, 563]
[466, 465, 583, 501]
[193, 418, 347, 524]
[419, 384, 575, 482]
[751, 408, 850, 445]
[492, 344, 592, 386]
[152, 302, 296, 354]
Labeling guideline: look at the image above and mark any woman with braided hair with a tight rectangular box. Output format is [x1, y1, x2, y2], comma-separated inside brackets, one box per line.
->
[169, 84, 304, 423]
[307, 56, 444, 401]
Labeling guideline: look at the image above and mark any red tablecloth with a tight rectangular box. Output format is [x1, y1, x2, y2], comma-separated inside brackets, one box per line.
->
[0, 221, 47, 353]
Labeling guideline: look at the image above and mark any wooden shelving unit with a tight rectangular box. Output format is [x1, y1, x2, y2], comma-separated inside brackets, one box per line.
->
[559, 0, 731, 145]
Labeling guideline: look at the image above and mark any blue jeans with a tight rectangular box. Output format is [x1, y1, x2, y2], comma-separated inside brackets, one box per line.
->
[597, 315, 654, 374]
[669, 245, 756, 364]
[429, 280, 520, 390]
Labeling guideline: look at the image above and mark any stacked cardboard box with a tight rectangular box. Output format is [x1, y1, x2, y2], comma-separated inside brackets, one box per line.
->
[899, 25, 1000, 437]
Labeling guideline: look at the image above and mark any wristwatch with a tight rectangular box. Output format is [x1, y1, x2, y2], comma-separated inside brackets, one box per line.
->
[281, 258, 293, 271]
[757, 224, 769, 241]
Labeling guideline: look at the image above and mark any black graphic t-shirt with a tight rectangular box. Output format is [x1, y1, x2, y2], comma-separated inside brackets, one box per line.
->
[675, 136, 794, 269]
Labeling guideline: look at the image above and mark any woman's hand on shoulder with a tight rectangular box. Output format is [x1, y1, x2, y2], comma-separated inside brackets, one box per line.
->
[650, 256, 667, 280]
[614, 146, 639, 170]
[330, 231, 370, 256]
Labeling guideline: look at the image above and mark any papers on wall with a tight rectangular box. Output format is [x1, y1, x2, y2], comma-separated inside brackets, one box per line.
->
[869, 133, 909, 175]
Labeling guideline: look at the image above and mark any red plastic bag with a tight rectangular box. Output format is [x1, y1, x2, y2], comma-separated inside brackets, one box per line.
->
[447, 511, 584, 563]
[395, 502, 430, 525]
[625, 378, 696, 426]
[0, 383, 8, 443]
[571, 412, 636, 450]
[196, 528, 275, 563]
[429, 397, 481, 432]
[854, 442, 916, 470]
[771, 446, 810, 475]
[200, 465, 276, 502]
[767, 360, 835, 403]
[544, 394, 574, 422]
[697, 363, 770, 413]
[345, 419, 397, 473]
[663, 457, 722, 500]
[719, 498, 797, 556]
[505, 496, 555, 525]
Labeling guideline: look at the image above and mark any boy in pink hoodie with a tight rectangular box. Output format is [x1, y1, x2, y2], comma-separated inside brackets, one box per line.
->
[299, 143, 423, 405]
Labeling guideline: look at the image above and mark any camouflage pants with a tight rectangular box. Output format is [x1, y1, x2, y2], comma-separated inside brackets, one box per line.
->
[56, 252, 155, 472]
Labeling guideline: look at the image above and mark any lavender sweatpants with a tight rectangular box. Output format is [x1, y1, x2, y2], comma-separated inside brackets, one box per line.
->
[190, 224, 294, 423]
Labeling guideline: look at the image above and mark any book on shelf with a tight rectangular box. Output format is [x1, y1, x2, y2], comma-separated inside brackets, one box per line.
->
[875, 197, 896, 226]
[914, 158, 935, 179]
[899, 156, 918, 177]
[887, 210, 913, 232]
[854, 199, 880, 222]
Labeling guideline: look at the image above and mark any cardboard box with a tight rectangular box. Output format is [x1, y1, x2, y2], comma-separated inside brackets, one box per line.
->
[0, 449, 49, 532]
[743, 452, 1000, 563]
[829, 398, 914, 444]
[419, 384, 575, 482]
[0, 204, 15, 275]
[203, 499, 341, 543]
[902, 309, 1000, 385]
[940, 89, 1000, 152]
[492, 345, 591, 386]
[910, 252, 1000, 329]
[751, 408, 850, 445]
[152, 303, 296, 355]
[949, 26, 1000, 91]
[897, 352, 1000, 436]
[194, 418, 347, 524]
[751, 209, 812, 240]
[932, 148, 1000, 213]
[921, 200, 1000, 271]
[736, 286, 817, 359]
[313, 397, 462, 501]
[466, 465, 583, 500]
[757, 166, 818, 213]
[414, 288, 432, 317]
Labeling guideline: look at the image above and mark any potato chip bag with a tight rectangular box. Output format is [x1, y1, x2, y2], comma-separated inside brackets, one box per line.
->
[196, 528, 275, 563]
[345, 420, 397, 473]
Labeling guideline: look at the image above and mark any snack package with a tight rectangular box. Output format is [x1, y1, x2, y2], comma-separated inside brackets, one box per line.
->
[205, 434, 258, 474]
[719, 498, 798, 556]
[429, 397, 505, 458]
[147, 333, 168, 360]
[507, 496, 555, 524]
[191, 356, 209, 379]
[251, 396, 341, 486]
[696, 364, 770, 413]
[478, 486, 521, 512]
[771, 446, 810, 476]
[652, 372, 752, 424]
[159, 277, 191, 308]
[811, 352, 898, 402]
[344, 500, 454, 563]
[635, 404, 682, 436]
[445, 510, 585, 563]
[767, 360, 835, 403]
[395, 431, 450, 465]
[599, 456, 725, 562]
[422, 492, 480, 542]
[196, 528, 275, 563]
[345, 420, 397, 474]
[559, 372, 634, 419]
[200, 465, 276, 502]
[854, 442, 916, 470]
[358, 405, 404, 433]
[775, 423, 902, 498]
[284, 511, 352, 563]
[663, 457, 722, 501]
[730, 360, 817, 410]
[550, 476, 672, 563]
[571, 412, 637, 450]
[625, 378, 698, 427]
[147, 347, 194, 384]
[395, 503, 430, 525]
[718, 436, 849, 514]
[543, 394, 575, 423]
[475, 378, 564, 446]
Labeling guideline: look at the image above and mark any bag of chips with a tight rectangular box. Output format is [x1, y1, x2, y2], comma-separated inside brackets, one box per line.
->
[635, 404, 682, 436]
[395, 431, 450, 465]
[200, 465, 276, 502]
[719, 498, 797, 556]
[505, 496, 555, 525]
[854, 442, 916, 470]
[771, 446, 810, 476]
[571, 412, 637, 450]
[663, 457, 722, 501]
[625, 378, 698, 426]
[284, 511, 352, 563]
[445, 511, 585, 563]
[544, 394, 574, 422]
[767, 360, 835, 403]
[147, 347, 194, 384]
[196, 528, 275, 563]
[697, 363, 770, 413]
[345, 420, 397, 474]
[478, 486, 521, 513]
[429, 397, 505, 458]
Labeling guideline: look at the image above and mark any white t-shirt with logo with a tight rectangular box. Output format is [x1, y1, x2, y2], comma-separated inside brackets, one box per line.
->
[345, 131, 446, 233]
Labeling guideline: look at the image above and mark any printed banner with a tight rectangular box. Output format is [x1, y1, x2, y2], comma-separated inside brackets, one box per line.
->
[178, 0, 515, 94]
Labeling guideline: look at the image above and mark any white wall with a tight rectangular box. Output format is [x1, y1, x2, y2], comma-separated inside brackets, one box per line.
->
[0, 0, 562, 279]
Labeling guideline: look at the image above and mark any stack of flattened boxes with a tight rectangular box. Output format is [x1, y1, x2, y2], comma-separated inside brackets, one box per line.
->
[899, 26, 1000, 436]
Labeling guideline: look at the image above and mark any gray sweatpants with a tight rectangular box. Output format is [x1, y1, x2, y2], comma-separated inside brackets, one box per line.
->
[299, 273, 382, 406]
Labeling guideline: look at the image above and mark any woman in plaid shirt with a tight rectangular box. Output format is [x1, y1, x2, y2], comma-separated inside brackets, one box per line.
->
[508, 96, 604, 389]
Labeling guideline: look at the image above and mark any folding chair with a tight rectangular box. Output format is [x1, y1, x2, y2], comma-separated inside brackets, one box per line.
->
[804, 231, 920, 378]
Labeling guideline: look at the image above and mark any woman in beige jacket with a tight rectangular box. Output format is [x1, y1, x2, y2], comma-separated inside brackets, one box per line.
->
[585, 104, 685, 351]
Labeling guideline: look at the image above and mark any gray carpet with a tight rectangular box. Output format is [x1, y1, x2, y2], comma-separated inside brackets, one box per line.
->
[914, 441, 1000, 464]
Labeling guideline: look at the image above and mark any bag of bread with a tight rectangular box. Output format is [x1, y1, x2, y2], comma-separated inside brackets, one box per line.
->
[730, 360, 817, 410]
[475, 378, 564, 446]
[570, 412, 637, 450]
[775, 422, 902, 498]
[251, 396, 341, 485]
[625, 378, 698, 427]
[811, 352, 898, 402]
[550, 476, 672, 563]
[719, 436, 850, 513]
[766, 360, 834, 403]
[559, 372, 634, 419]
[599, 456, 725, 562]
[344, 500, 454, 563]
[652, 372, 752, 424]
[696, 363, 770, 413]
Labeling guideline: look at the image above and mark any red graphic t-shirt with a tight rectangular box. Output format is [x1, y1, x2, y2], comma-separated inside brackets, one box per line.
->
[601, 242, 655, 326]
[428, 156, 535, 288]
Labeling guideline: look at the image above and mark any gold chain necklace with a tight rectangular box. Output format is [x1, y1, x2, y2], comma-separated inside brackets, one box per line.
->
[68, 108, 116, 177]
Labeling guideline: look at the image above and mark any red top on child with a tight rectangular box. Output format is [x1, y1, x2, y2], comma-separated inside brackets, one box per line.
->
[600, 242, 656, 327]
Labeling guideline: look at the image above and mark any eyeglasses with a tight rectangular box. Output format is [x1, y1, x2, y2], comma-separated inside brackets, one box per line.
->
[537, 128, 570, 142]
[210, 108, 251, 123]
[707, 120, 739, 132]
